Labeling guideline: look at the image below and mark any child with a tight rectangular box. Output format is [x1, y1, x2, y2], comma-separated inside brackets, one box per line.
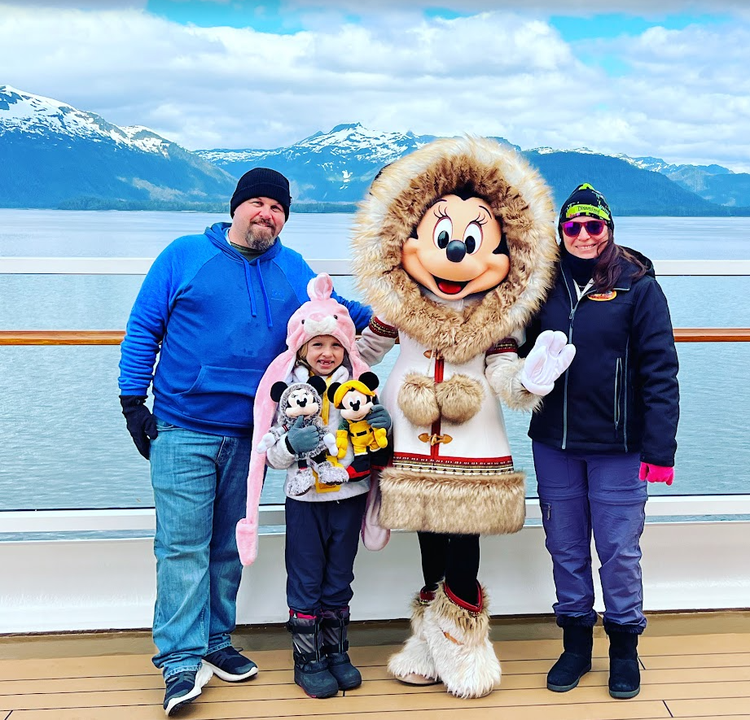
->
[244, 273, 390, 699]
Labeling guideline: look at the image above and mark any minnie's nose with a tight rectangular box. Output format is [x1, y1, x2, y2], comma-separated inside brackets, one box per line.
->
[446, 240, 466, 263]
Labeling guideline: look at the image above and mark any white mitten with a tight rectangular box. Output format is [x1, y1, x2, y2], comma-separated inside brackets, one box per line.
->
[519, 330, 576, 396]
[256, 431, 279, 453]
[323, 431, 338, 456]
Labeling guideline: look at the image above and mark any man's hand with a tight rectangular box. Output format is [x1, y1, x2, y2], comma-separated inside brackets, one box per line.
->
[368, 404, 392, 431]
[639, 462, 674, 486]
[519, 330, 576, 396]
[120, 395, 158, 459]
[285, 416, 320, 455]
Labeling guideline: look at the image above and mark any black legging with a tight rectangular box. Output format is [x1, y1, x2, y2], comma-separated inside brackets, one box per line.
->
[417, 531, 480, 604]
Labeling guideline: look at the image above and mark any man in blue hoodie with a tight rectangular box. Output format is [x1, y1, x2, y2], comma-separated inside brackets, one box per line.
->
[118, 168, 371, 717]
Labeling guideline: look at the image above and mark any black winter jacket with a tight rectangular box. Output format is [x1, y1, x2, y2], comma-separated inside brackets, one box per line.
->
[524, 249, 679, 466]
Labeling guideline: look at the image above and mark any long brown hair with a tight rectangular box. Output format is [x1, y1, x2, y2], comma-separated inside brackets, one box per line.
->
[592, 230, 648, 291]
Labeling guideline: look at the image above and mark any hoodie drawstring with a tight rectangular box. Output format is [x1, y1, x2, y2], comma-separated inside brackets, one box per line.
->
[255, 262, 273, 328]
[242, 258, 274, 328]
[243, 261, 257, 318]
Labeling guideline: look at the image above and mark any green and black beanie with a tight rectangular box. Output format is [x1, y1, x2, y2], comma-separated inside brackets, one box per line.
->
[558, 183, 613, 229]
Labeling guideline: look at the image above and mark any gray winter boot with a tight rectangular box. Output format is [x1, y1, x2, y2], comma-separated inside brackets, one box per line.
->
[320, 607, 362, 690]
[286, 612, 339, 698]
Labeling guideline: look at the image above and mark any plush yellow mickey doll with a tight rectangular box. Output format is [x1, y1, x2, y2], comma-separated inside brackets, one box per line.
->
[352, 136, 573, 699]
[328, 371, 389, 480]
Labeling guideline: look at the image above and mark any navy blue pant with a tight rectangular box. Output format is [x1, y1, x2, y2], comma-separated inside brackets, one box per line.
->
[533, 441, 647, 631]
[285, 494, 367, 615]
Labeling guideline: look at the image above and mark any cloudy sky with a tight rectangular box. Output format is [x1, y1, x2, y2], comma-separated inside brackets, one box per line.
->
[2, 0, 749, 171]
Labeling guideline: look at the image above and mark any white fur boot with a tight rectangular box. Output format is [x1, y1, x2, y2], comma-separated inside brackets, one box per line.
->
[422, 582, 501, 698]
[387, 588, 440, 685]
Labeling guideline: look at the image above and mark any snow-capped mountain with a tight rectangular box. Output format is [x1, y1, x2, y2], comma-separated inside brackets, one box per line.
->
[0, 87, 168, 155]
[199, 125, 743, 214]
[2, 85, 747, 213]
[0, 86, 235, 209]
[615, 154, 750, 208]
[198, 123, 519, 203]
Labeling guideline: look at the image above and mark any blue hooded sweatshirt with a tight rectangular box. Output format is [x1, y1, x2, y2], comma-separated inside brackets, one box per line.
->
[118, 222, 371, 436]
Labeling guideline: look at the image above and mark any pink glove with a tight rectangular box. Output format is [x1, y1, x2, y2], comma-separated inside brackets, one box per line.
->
[639, 462, 674, 486]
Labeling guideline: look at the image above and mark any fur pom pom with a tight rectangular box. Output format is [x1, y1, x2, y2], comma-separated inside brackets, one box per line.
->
[435, 373, 484, 423]
[398, 373, 440, 426]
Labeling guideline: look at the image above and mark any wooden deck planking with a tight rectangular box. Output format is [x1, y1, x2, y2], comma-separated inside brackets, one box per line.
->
[3, 632, 746, 682]
[2, 631, 748, 720]
[4, 664, 750, 701]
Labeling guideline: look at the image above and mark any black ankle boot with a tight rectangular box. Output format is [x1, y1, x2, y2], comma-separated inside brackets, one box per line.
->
[547, 624, 593, 692]
[286, 612, 339, 698]
[320, 607, 362, 690]
[606, 626, 640, 699]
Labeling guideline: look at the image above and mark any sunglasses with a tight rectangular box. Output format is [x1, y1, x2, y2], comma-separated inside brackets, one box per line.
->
[562, 219, 607, 238]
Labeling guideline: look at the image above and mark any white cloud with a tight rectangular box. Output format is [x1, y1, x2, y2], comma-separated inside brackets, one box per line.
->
[1, 3, 749, 171]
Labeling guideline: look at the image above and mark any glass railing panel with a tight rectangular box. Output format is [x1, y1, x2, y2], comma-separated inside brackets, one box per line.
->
[1, 279, 749, 514]
[660, 276, 750, 328]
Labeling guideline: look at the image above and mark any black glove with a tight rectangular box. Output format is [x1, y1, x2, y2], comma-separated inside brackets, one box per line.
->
[120, 395, 158, 459]
[284, 416, 320, 455]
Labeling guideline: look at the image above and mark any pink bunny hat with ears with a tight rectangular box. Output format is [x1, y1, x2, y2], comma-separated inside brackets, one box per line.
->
[236, 273, 371, 566]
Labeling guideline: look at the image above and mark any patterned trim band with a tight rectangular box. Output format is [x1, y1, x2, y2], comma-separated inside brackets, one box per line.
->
[393, 452, 514, 476]
[486, 337, 518, 355]
[369, 316, 399, 338]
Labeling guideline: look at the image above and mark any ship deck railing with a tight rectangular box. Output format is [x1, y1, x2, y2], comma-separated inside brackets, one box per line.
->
[0, 257, 749, 637]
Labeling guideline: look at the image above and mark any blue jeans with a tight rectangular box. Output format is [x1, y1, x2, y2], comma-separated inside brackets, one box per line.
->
[150, 418, 252, 679]
[533, 441, 647, 631]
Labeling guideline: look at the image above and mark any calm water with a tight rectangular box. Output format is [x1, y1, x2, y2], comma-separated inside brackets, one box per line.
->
[1, 210, 749, 514]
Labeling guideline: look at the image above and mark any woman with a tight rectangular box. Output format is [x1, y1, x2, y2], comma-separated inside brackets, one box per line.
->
[525, 183, 679, 699]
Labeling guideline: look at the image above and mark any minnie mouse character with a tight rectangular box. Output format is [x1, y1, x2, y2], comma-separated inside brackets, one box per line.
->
[352, 137, 574, 698]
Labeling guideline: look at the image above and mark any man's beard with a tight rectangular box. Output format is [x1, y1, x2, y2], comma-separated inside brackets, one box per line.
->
[245, 222, 277, 251]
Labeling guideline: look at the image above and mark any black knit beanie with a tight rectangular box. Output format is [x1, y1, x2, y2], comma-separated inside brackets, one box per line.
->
[230, 167, 291, 219]
[558, 183, 613, 235]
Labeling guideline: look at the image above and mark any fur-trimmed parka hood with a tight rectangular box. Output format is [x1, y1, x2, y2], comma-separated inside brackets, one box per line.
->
[351, 136, 558, 364]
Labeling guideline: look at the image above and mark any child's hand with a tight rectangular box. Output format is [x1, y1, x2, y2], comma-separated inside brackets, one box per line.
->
[285, 417, 320, 454]
[368, 404, 392, 431]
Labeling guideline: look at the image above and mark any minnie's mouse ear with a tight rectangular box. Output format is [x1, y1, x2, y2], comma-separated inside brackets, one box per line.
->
[307, 375, 327, 396]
